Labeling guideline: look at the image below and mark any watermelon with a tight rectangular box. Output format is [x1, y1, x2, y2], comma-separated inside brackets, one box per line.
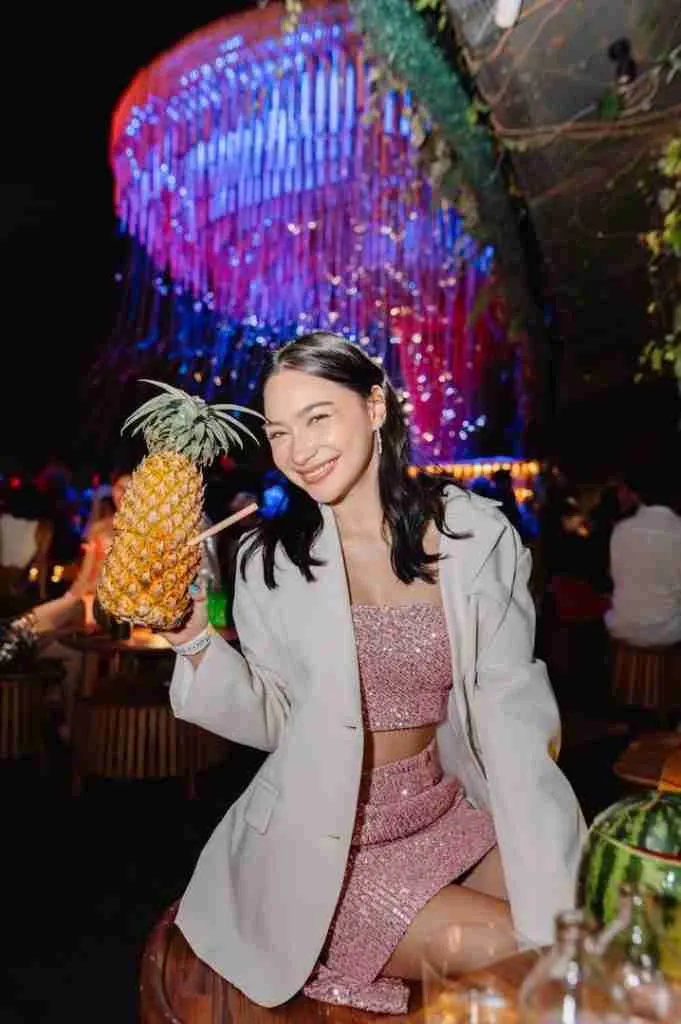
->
[577, 791, 681, 979]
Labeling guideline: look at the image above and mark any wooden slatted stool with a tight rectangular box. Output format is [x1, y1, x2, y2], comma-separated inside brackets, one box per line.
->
[611, 639, 681, 715]
[139, 902, 423, 1024]
[72, 673, 228, 798]
[139, 903, 538, 1024]
[0, 660, 64, 763]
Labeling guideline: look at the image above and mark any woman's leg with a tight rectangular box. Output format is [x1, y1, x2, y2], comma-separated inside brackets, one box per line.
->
[382, 847, 514, 980]
[460, 845, 508, 900]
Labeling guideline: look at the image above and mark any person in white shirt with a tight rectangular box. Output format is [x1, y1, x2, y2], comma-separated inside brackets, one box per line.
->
[605, 467, 681, 648]
[0, 485, 53, 601]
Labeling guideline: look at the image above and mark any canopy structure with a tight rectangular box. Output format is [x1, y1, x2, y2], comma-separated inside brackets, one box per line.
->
[468, 0, 681, 405]
[104, 1, 529, 463]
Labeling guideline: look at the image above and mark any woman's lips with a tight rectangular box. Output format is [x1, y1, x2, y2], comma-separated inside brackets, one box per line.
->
[299, 457, 339, 485]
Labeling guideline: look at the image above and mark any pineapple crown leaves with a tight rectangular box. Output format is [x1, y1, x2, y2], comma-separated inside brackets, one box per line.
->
[123, 380, 264, 466]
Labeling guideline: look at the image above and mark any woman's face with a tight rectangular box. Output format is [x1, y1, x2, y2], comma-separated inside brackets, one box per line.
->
[263, 368, 384, 505]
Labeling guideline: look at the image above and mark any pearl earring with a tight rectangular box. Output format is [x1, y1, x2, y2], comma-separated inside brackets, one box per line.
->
[375, 428, 383, 457]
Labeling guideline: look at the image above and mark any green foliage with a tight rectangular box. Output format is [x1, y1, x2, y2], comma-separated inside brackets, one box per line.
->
[596, 90, 623, 121]
[349, 0, 541, 337]
[412, 0, 449, 32]
[639, 137, 681, 385]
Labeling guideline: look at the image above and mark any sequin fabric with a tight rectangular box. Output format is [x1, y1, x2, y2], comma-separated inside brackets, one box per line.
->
[304, 742, 496, 1013]
[303, 603, 496, 1016]
[303, 606, 493, 1015]
[351, 603, 452, 731]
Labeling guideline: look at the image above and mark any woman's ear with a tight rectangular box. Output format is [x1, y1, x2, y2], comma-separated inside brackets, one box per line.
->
[368, 385, 386, 430]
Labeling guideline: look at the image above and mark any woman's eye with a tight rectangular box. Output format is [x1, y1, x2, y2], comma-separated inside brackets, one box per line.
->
[309, 413, 329, 425]
[267, 431, 285, 441]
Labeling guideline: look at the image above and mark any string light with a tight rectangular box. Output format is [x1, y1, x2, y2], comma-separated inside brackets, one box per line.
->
[408, 459, 539, 480]
[101, 3, 528, 464]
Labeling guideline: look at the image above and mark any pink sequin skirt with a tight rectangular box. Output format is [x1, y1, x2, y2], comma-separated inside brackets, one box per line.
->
[303, 740, 496, 1014]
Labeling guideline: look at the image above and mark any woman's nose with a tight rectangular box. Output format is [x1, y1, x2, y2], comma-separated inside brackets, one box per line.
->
[290, 431, 317, 466]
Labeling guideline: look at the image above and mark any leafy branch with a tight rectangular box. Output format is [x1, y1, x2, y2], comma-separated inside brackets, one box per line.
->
[638, 136, 681, 383]
[412, 0, 449, 33]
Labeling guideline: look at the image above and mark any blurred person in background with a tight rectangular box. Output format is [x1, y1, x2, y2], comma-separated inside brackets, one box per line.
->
[71, 472, 131, 623]
[33, 459, 82, 595]
[587, 475, 639, 597]
[467, 475, 497, 500]
[204, 467, 259, 629]
[0, 482, 53, 610]
[3, 471, 132, 738]
[606, 462, 681, 649]
[539, 493, 612, 713]
[491, 468, 523, 537]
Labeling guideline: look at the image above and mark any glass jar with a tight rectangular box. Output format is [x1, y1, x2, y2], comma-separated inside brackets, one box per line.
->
[518, 909, 624, 1023]
[422, 921, 525, 1024]
[592, 885, 678, 1022]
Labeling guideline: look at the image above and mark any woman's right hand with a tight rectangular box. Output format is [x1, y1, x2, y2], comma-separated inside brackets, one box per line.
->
[158, 581, 209, 648]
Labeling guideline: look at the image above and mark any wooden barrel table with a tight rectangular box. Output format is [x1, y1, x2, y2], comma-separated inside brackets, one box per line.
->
[60, 627, 175, 698]
[0, 659, 63, 762]
[72, 673, 228, 798]
[140, 903, 536, 1024]
[614, 731, 681, 792]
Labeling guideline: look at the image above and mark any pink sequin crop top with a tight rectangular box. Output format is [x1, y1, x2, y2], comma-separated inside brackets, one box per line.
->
[351, 603, 452, 731]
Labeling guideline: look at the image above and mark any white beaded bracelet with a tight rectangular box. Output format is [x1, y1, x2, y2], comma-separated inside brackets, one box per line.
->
[171, 628, 212, 657]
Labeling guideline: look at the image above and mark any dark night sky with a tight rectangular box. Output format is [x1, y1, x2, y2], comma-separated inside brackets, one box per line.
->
[0, 3, 252, 472]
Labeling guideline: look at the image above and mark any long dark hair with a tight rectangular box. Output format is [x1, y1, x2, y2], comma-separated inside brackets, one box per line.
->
[241, 332, 464, 588]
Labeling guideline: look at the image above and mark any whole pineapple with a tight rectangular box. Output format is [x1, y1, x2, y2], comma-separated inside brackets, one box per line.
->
[97, 381, 261, 630]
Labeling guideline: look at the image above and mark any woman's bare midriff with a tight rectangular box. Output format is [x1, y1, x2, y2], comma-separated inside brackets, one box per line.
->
[363, 724, 437, 770]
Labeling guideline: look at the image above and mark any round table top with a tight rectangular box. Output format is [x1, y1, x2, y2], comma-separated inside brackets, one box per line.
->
[613, 731, 681, 792]
[59, 625, 236, 656]
[59, 627, 173, 656]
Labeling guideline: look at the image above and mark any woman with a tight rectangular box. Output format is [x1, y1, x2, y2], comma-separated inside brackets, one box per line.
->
[11, 471, 132, 636]
[164, 332, 585, 1013]
[4, 472, 132, 735]
[82, 487, 116, 549]
[70, 473, 131, 619]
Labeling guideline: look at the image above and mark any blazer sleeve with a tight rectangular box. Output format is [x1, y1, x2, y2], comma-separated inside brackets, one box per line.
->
[470, 523, 587, 945]
[169, 555, 291, 752]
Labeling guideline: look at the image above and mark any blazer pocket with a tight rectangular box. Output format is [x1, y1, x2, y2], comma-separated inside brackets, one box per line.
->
[244, 777, 279, 834]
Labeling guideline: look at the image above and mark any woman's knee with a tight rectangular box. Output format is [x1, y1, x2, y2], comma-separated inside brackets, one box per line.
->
[382, 882, 513, 980]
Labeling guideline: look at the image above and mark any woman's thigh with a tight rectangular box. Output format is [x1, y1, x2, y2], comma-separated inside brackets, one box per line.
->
[460, 845, 508, 901]
[382, 847, 513, 980]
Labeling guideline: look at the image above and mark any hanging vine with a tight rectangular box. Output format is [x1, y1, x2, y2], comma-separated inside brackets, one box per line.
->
[639, 135, 681, 384]
[348, 0, 545, 347]
[412, 0, 450, 32]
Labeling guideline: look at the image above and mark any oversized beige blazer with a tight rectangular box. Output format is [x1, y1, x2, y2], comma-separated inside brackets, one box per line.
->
[169, 487, 587, 1006]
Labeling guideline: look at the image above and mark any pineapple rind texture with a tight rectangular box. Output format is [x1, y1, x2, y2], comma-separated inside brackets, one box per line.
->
[97, 451, 203, 629]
